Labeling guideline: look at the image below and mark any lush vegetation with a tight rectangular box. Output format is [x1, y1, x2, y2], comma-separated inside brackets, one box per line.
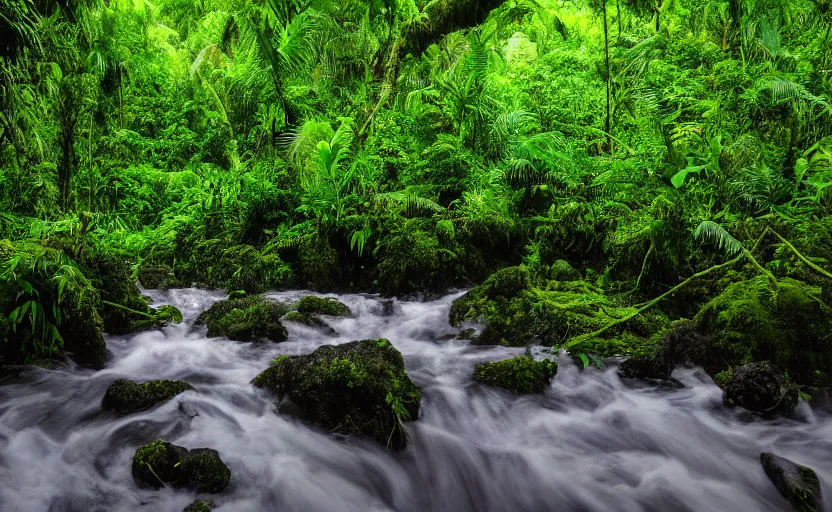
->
[2, 0, 832, 388]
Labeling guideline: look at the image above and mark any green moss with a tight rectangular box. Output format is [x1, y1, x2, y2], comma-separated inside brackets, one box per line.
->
[131, 441, 230, 493]
[294, 296, 352, 317]
[451, 273, 668, 351]
[695, 276, 832, 385]
[102, 379, 192, 415]
[473, 356, 557, 394]
[227, 290, 247, 300]
[283, 311, 327, 327]
[549, 260, 581, 282]
[179, 448, 231, 493]
[138, 264, 179, 290]
[196, 296, 288, 342]
[127, 304, 184, 332]
[184, 501, 212, 512]
[253, 339, 421, 450]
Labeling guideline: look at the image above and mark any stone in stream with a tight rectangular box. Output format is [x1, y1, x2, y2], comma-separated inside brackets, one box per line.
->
[472, 356, 557, 394]
[132, 440, 230, 493]
[293, 295, 352, 317]
[252, 339, 421, 450]
[760, 453, 823, 512]
[102, 379, 192, 415]
[195, 296, 288, 342]
[722, 362, 798, 416]
[183, 500, 212, 512]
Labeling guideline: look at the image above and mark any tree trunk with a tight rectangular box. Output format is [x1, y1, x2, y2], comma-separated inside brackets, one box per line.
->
[617, 0, 622, 37]
[603, 4, 612, 152]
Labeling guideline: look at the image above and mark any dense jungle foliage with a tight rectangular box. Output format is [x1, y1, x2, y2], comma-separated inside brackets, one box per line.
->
[2, 0, 832, 390]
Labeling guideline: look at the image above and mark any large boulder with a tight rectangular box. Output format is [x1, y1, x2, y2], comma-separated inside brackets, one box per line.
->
[102, 379, 192, 415]
[760, 453, 823, 512]
[473, 356, 557, 394]
[617, 321, 714, 380]
[132, 441, 230, 493]
[723, 362, 798, 416]
[195, 296, 288, 342]
[252, 339, 421, 450]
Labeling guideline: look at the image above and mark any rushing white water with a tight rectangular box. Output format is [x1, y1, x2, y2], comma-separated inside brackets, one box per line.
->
[0, 289, 829, 512]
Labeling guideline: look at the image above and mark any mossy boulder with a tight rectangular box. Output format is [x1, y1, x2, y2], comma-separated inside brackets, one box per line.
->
[132, 441, 230, 493]
[549, 260, 581, 282]
[283, 311, 328, 328]
[195, 296, 288, 342]
[695, 277, 832, 386]
[125, 304, 185, 333]
[723, 362, 798, 416]
[102, 379, 192, 415]
[451, 270, 667, 351]
[617, 321, 713, 380]
[760, 453, 822, 512]
[252, 339, 421, 450]
[472, 356, 557, 394]
[184, 501, 212, 512]
[138, 264, 179, 290]
[294, 296, 352, 317]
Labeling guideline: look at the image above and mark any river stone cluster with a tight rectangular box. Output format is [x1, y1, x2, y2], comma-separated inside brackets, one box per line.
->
[195, 295, 288, 342]
[132, 440, 230, 493]
[760, 453, 823, 512]
[102, 379, 192, 415]
[473, 356, 557, 394]
[253, 338, 421, 450]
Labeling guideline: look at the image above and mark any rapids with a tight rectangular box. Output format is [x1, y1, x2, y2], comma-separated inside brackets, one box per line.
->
[0, 289, 829, 512]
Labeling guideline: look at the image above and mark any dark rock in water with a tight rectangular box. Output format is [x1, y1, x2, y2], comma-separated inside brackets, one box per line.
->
[760, 452, 822, 512]
[132, 441, 230, 493]
[617, 321, 714, 381]
[178, 400, 200, 419]
[283, 311, 327, 328]
[723, 362, 798, 415]
[195, 296, 288, 342]
[179, 448, 232, 493]
[473, 356, 557, 394]
[102, 379, 192, 415]
[184, 500, 212, 512]
[617, 354, 672, 380]
[376, 300, 398, 317]
[457, 328, 477, 341]
[252, 339, 421, 450]
[294, 295, 352, 317]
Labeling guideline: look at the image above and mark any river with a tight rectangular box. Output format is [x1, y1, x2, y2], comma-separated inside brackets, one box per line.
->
[0, 289, 829, 511]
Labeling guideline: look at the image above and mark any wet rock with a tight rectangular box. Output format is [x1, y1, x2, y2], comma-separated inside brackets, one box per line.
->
[283, 311, 327, 328]
[456, 328, 477, 341]
[760, 452, 822, 512]
[617, 321, 714, 381]
[102, 379, 192, 415]
[252, 339, 421, 450]
[184, 500, 212, 512]
[294, 296, 352, 317]
[132, 441, 230, 493]
[472, 356, 557, 394]
[126, 305, 184, 333]
[195, 296, 288, 342]
[723, 362, 798, 415]
[617, 354, 672, 380]
[138, 264, 179, 290]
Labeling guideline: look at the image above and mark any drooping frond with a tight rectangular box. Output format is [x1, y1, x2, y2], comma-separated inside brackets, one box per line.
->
[694, 221, 744, 256]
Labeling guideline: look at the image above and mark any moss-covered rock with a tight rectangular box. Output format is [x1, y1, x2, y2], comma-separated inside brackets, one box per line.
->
[549, 260, 581, 282]
[195, 296, 288, 342]
[184, 501, 212, 512]
[131, 441, 230, 493]
[617, 321, 713, 380]
[252, 339, 421, 450]
[125, 304, 184, 333]
[138, 264, 179, 290]
[472, 356, 557, 394]
[283, 311, 328, 328]
[695, 277, 832, 386]
[723, 362, 798, 416]
[294, 296, 352, 317]
[179, 448, 232, 493]
[102, 379, 192, 415]
[451, 270, 668, 351]
[227, 290, 247, 300]
[760, 453, 822, 512]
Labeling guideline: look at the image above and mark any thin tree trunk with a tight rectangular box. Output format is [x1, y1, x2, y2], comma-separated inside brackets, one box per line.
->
[616, 0, 622, 37]
[603, 4, 612, 152]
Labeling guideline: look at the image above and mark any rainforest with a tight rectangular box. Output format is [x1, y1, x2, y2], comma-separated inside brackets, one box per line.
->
[2, 0, 832, 511]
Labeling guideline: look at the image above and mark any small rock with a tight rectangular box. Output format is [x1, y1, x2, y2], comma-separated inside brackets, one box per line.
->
[456, 328, 477, 341]
[102, 379, 192, 415]
[131, 440, 230, 493]
[723, 362, 798, 415]
[473, 356, 557, 394]
[184, 500, 212, 512]
[760, 452, 822, 512]
[195, 296, 288, 342]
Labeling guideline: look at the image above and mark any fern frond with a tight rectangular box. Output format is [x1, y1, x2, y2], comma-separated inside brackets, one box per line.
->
[694, 221, 744, 256]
